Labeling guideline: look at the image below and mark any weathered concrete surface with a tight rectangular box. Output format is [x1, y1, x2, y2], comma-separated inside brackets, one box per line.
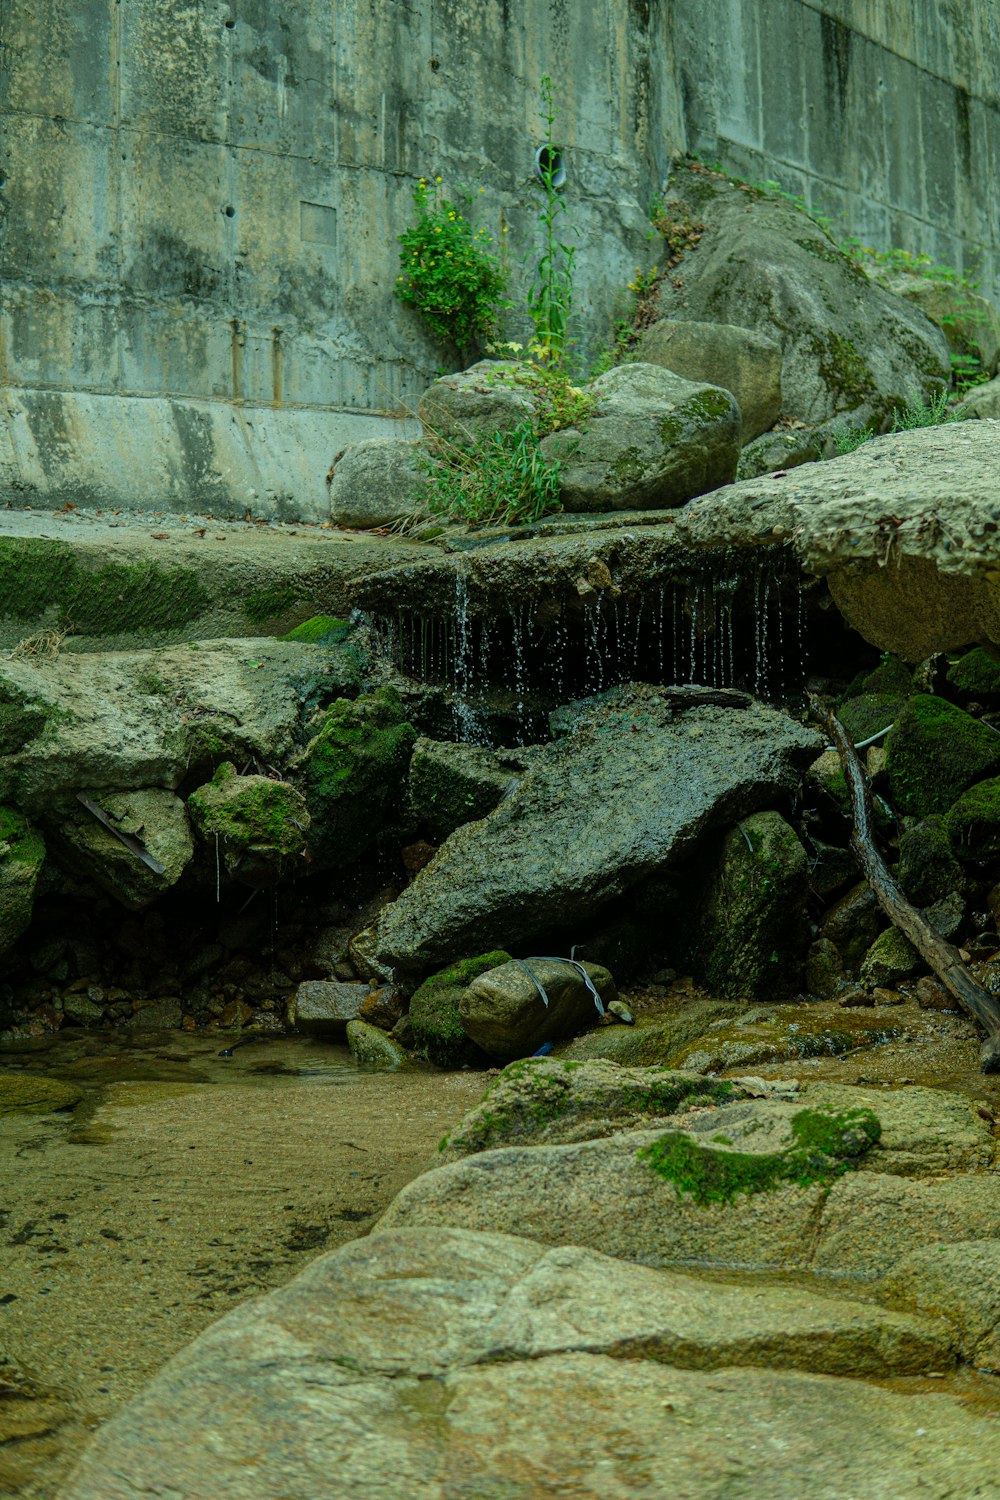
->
[0, 505, 435, 649]
[352, 686, 820, 980]
[58, 1227, 995, 1500]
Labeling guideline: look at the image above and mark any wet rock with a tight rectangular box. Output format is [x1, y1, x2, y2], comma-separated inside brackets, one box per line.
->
[946, 646, 1000, 702]
[52, 788, 193, 910]
[556, 1002, 742, 1065]
[897, 816, 965, 904]
[886, 695, 1000, 818]
[127, 997, 185, 1030]
[914, 976, 956, 1012]
[188, 765, 309, 885]
[358, 983, 405, 1032]
[687, 810, 810, 1000]
[459, 958, 615, 1060]
[655, 165, 949, 425]
[408, 952, 509, 1068]
[859, 928, 921, 989]
[944, 775, 1000, 863]
[0, 1075, 83, 1115]
[882, 1241, 1000, 1371]
[345, 1018, 407, 1070]
[539, 363, 741, 512]
[0, 807, 44, 960]
[606, 1000, 634, 1024]
[327, 438, 429, 530]
[290, 980, 367, 1035]
[59, 1226, 992, 1500]
[819, 882, 885, 970]
[352, 687, 820, 981]
[670, 1003, 909, 1073]
[805, 938, 844, 999]
[418, 361, 537, 446]
[805, 839, 856, 902]
[408, 738, 534, 842]
[736, 426, 822, 480]
[61, 988, 107, 1026]
[636, 319, 782, 441]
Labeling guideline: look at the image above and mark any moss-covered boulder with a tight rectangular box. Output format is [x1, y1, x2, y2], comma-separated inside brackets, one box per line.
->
[297, 689, 417, 865]
[409, 951, 510, 1068]
[688, 810, 810, 1000]
[460, 958, 616, 1060]
[886, 695, 1000, 817]
[409, 739, 534, 843]
[280, 615, 352, 646]
[0, 807, 44, 959]
[539, 363, 741, 512]
[188, 764, 308, 885]
[946, 646, 1000, 702]
[897, 816, 964, 903]
[0, 1075, 84, 1115]
[859, 928, 920, 989]
[838, 692, 907, 745]
[345, 1018, 407, 1071]
[944, 777, 1000, 863]
[819, 882, 886, 971]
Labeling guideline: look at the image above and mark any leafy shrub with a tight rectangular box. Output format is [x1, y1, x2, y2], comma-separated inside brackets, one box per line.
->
[420, 421, 563, 528]
[834, 389, 969, 454]
[395, 179, 509, 353]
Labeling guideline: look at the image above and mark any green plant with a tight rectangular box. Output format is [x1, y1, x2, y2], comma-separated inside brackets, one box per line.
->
[419, 420, 563, 528]
[838, 238, 980, 292]
[487, 345, 595, 431]
[833, 388, 970, 454]
[527, 76, 576, 363]
[395, 178, 509, 353]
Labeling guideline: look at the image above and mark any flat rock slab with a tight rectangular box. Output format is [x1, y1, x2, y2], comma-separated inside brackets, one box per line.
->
[59, 1227, 987, 1500]
[353, 686, 820, 978]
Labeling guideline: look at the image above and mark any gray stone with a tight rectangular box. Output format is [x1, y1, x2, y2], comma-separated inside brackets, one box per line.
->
[859, 927, 921, 989]
[882, 1241, 1000, 1371]
[291, 980, 367, 1035]
[736, 426, 823, 479]
[669, 1002, 911, 1074]
[556, 1002, 743, 1065]
[51, 788, 193, 910]
[655, 169, 950, 426]
[637, 319, 782, 441]
[328, 439, 429, 530]
[819, 882, 886, 971]
[459, 958, 616, 1060]
[804, 938, 844, 999]
[687, 810, 810, 1000]
[351, 686, 820, 980]
[539, 363, 741, 512]
[58, 1227, 991, 1500]
[881, 276, 1000, 379]
[418, 362, 537, 446]
[126, 997, 185, 1031]
[960, 376, 1000, 418]
[408, 738, 534, 843]
[346, 1018, 407, 1070]
[0, 809, 44, 958]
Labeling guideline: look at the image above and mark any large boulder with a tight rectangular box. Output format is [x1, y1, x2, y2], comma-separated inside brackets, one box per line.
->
[459, 957, 615, 1059]
[880, 276, 1000, 380]
[408, 950, 510, 1068]
[58, 1226, 993, 1500]
[328, 439, 429, 530]
[637, 319, 783, 440]
[50, 788, 193, 909]
[351, 685, 820, 981]
[539, 362, 741, 511]
[417, 361, 537, 446]
[654, 165, 950, 424]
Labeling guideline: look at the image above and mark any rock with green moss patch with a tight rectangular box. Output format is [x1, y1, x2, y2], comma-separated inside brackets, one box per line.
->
[944, 776, 1000, 863]
[0, 807, 44, 959]
[653, 164, 949, 424]
[636, 319, 782, 441]
[556, 1003, 743, 1065]
[460, 958, 616, 1060]
[188, 764, 308, 885]
[837, 692, 908, 745]
[280, 616, 352, 646]
[842, 656, 915, 701]
[409, 739, 535, 843]
[670, 1002, 907, 1073]
[539, 363, 741, 512]
[946, 647, 1000, 702]
[439, 1057, 741, 1161]
[0, 1075, 83, 1115]
[296, 689, 416, 865]
[409, 951, 510, 1068]
[859, 927, 920, 989]
[345, 1018, 407, 1071]
[886, 695, 1000, 818]
[819, 882, 886, 970]
[736, 427, 822, 480]
[897, 816, 965, 903]
[686, 810, 810, 1001]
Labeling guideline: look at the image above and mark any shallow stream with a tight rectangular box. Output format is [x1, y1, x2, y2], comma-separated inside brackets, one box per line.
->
[0, 1031, 490, 1500]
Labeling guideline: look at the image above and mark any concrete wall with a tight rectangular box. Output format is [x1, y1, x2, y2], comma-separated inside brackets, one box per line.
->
[1, 0, 998, 519]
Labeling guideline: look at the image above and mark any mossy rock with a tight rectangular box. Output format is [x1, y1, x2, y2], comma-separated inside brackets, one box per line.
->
[946, 647, 1000, 702]
[299, 689, 417, 864]
[859, 927, 920, 989]
[842, 656, 914, 701]
[897, 816, 964, 902]
[280, 615, 353, 646]
[409, 950, 510, 1068]
[345, 1018, 407, 1071]
[688, 810, 810, 1000]
[557, 1003, 742, 1066]
[409, 739, 524, 843]
[0, 1075, 83, 1116]
[188, 764, 309, 883]
[819, 882, 885, 971]
[944, 777, 1000, 863]
[0, 806, 45, 960]
[886, 695, 1000, 818]
[838, 692, 908, 745]
[638, 1105, 881, 1205]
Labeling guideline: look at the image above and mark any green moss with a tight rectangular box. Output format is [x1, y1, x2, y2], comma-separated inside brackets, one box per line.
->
[0, 539, 211, 635]
[302, 689, 417, 863]
[947, 648, 1000, 701]
[794, 236, 868, 286]
[897, 815, 964, 902]
[243, 582, 307, 625]
[410, 950, 511, 1068]
[409, 747, 507, 842]
[886, 694, 1000, 817]
[611, 446, 648, 484]
[944, 777, 1000, 863]
[842, 656, 914, 701]
[188, 764, 308, 857]
[838, 691, 907, 744]
[281, 615, 352, 645]
[0, 806, 43, 866]
[638, 1106, 880, 1205]
[683, 388, 735, 422]
[136, 670, 171, 696]
[805, 331, 875, 407]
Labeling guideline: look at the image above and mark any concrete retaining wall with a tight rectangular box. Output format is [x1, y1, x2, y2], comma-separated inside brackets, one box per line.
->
[2, 0, 998, 518]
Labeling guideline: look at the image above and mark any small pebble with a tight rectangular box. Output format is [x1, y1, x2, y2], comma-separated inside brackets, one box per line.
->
[607, 1000, 634, 1025]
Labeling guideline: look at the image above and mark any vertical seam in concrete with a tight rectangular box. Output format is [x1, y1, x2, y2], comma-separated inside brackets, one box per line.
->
[110, 0, 124, 391]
